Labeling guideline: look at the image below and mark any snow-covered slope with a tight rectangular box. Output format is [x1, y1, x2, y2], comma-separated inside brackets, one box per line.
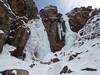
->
[29, 12, 100, 75]
[29, 13, 100, 75]
[1, 10, 100, 75]
[30, 38, 100, 75]
[0, 44, 31, 73]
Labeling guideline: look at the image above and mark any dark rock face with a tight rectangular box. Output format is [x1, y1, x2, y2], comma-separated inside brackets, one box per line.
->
[0, 32, 6, 53]
[8, 0, 38, 19]
[0, 0, 38, 57]
[0, 1, 11, 53]
[1, 69, 29, 75]
[40, 5, 66, 52]
[8, 26, 30, 57]
[67, 6, 93, 32]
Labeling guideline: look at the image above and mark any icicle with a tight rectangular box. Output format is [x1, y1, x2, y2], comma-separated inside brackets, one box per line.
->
[58, 23, 62, 40]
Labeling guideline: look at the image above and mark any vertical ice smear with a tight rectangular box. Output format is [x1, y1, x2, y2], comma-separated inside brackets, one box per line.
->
[25, 18, 51, 61]
[58, 23, 62, 40]
[63, 15, 77, 49]
[57, 22, 65, 40]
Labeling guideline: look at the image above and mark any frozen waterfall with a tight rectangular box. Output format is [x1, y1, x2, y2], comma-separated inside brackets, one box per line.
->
[63, 15, 77, 49]
[25, 18, 51, 61]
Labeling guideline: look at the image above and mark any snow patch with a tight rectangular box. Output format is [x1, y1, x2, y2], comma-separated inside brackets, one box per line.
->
[12, 70, 17, 75]
[0, 30, 4, 34]
[2, 44, 16, 56]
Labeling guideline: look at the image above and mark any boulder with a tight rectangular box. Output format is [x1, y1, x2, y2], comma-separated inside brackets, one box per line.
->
[60, 65, 73, 74]
[60, 65, 68, 74]
[51, 58, 60, 63]
[1, 69, 29, 75]
[39, 5, 66, 52]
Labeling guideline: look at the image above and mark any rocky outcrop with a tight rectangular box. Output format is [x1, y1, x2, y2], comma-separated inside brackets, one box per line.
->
[74, 8, 100, 47]
[78, 9, 100, 40]
[39, 5, 66, 52]
[8, 26, 30, 57]
[0, 0, 38, 57]
[1, 69, 29, 75]
[8, 0, 38, 19]
[67, 6, 93, 32]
